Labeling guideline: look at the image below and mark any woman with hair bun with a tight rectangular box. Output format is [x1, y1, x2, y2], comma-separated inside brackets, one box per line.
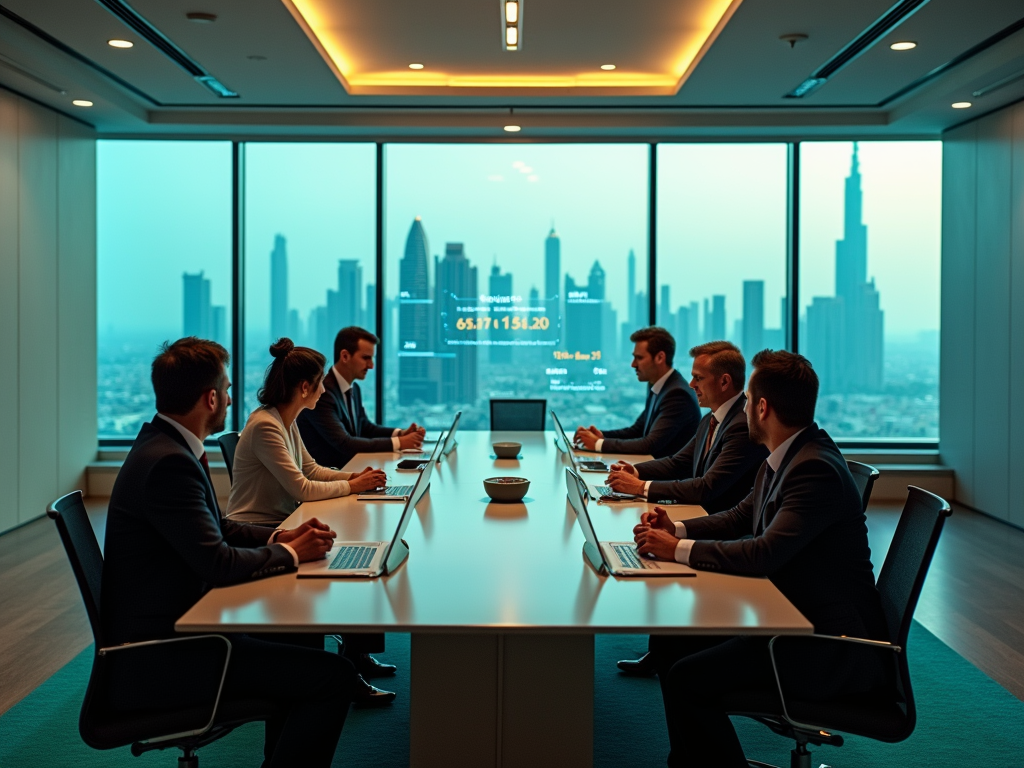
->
[226, 338, 388, 524]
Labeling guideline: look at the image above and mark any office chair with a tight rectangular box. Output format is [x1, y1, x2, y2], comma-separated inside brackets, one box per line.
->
[216, 432, 240, 484]
[735, 486, 952, 768]
[47, 491, 278, 767]
[490, 399, 547, 431]
[847, 460, 881, 514]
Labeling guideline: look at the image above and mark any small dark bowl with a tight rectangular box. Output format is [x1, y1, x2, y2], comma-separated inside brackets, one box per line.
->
[492, 441, 522, 459]
[483, 476, 530, 503]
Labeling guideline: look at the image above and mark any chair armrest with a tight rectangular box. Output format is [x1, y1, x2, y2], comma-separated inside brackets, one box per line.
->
[98, 635, 232, 743]
[767, 634, 900, 732]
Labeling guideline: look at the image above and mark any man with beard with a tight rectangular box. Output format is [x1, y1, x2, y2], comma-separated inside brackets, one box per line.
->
[102, 337, 362, 768]
[631, 350, 888, 768]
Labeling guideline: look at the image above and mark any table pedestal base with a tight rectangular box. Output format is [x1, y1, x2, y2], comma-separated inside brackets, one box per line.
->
[410, 633, 594, 767]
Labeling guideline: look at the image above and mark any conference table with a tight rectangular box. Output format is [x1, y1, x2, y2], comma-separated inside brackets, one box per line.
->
[177, 430, 812, 766]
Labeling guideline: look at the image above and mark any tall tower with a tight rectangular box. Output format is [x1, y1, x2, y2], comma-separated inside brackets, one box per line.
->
[626, 249, 636, 326]
[335, 260, 363, 329]
[835, 144, 868, 302]
[545, 227, 561, 321]
[398, 217, 436, 404]
[436, 243, 478, 404]
[183, 272, 211, 338]
[270, 234, 288, 342]
[742, 280, 764, 357]
[488, 260, 513, 364]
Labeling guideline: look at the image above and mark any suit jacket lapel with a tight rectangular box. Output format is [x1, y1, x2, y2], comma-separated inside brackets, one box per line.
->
[149, 417, 222, 523]
[692, 414, 713, 477]
[753, 424, 819, 535]
[326, 375, 355, 433]
[644, 371, 676, 434]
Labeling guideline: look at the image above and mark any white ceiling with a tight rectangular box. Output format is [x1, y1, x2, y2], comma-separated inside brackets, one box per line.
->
[0, 0, 1021, 137]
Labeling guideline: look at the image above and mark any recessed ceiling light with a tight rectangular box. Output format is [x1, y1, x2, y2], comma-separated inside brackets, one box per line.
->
[951, 101, 972, 109]
[600, 64, 616, 70]
[890, 41, 917, 51]
[186, 12, 217, 23]
[107, 39, 133, 49]
[505, 0, 518, 24]
[504, 125, 521, 132]
[409, 63, 424, 70]
[72, 99, 93, 107]
[506, 26, 518, 47]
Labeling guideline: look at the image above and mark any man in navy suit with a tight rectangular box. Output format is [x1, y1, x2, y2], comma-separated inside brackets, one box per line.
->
[607, 341, 767, 676]
[574, 327, 700, 459]
[632, 350, 888, 768]
[299, 326, 424, 471]
[103, 338, 364, 768]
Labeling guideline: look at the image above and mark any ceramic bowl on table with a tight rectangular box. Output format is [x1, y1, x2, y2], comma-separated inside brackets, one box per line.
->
[483, 476, 530, 503]
[492, 441, 522, 459]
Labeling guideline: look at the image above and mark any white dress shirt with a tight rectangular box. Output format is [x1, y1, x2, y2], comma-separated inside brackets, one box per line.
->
[332, 366, 402, 451]
[595, 367, 674, 453]
[642, 390, 743, 498]
[670, 425, 808, 564]
[156, 413, 299, 566]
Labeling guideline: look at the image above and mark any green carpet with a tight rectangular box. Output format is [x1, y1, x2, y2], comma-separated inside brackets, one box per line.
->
[1, 623, 1020, 766]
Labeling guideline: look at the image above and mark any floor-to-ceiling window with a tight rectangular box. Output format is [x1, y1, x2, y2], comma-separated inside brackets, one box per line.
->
[656, 144, 789, 370]
[799, 141, 941, 440]
[383, 144, 650, 431]
[96, 139, 940, 445]
[243, 143, 377, 424]
[97, 140, 233, 439]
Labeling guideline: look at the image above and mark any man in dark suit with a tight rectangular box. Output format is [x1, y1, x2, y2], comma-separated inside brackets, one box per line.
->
[606, 341, 767, 676]
[632, 350, 888, 768]
[574, 327, 700, 459]
[299, 326, 424, 470]
[103, 338, 375, 768]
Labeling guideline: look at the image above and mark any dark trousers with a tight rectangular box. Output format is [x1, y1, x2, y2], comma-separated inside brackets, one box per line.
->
[254, 631, 385, 656]
[220, 634, 358, 768]
[651, 635, 780, 768]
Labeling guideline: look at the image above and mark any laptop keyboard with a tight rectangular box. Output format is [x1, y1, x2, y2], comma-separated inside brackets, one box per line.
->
[365, 485, 413, 496]
[613, 544, 649, 570]
[329, 545, 377, 570]
[596, 485, 614, 496]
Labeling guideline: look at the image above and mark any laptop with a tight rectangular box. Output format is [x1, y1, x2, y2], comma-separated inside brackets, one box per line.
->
[300, 441, 440, 578]
[550, 411, 611, 473]
[357, 435, 446, 500]
[565, 468, 695, 578]
[550, 410, 633, 500]
[440, 411, 461, 458]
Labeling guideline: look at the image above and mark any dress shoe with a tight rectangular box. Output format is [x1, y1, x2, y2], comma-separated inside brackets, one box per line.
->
[353, 675, 396, 707]
[353, 653, 398, 678]
[617, 651, 657, 677]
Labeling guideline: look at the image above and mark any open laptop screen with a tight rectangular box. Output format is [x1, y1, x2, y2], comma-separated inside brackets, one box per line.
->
[381, 433, 446, 569]
[565, 468, 601, 551]
[441, 411, 461, 457]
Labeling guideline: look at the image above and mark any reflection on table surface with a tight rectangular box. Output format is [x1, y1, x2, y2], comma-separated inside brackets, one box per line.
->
[177, 431, 811, 637]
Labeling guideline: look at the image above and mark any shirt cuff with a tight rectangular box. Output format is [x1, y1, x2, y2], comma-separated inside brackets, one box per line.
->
[268, 530, 300, 568]
[674, 538, 695, 565]
[391, 435, 401, 451]
[643, 480, 652, 498]
[673, 521, 687, 538]
[595, 438, 604, 452]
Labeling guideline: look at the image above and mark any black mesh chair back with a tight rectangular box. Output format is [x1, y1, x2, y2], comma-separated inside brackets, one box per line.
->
[217, 432, 240, 484]
[47, 491, 105, 647]
[847, 460, 880, 513]
[490, 399, 547, 431]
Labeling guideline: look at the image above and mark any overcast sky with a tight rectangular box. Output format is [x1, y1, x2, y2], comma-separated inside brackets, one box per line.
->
[97, 140, 940, 342]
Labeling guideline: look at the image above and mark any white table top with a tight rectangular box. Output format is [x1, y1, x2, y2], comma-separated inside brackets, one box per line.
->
[177, 431, 812, 636]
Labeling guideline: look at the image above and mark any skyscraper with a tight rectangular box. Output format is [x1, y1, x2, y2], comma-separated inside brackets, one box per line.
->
[545, 227, 561, 318]
[436, 243, 478, 404]
[627, 249, 636, 326]
[398, 217, 436, 404]
[183, 272, 211, 337]
[658, 284, 671, 328]
[270, 234, 288, 342]
[806, 144, 884, 393]
[334, 260, 363, 329]
[488, 261, 513, 364]
[742, 280, 764, 357]
[565, 261, 606, 361]
[710, 295, 726, 341]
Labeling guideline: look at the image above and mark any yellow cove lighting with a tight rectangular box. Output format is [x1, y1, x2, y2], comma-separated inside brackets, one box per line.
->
[281, 0, 742, 95]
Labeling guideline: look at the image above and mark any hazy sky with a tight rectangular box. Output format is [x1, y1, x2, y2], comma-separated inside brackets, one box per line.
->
[97, 139, 940, 341]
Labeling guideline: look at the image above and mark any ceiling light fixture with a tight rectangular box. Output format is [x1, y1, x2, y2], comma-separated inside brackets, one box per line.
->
[890, 41, 917, 50]
[107, 39, 134, 48]
[951, 101, 972, 109]
[409, 63, 424, 70]
[504, 125, 521, 132]
[600, 64, 616, 70]
[503, 0, 521, 51]
[72, 99, 94, 107]
[186, 12, 217, 23]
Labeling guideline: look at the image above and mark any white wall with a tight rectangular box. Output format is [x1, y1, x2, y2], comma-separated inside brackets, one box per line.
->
[0, 88, 96, 534]
[941, 99, 1024, 527]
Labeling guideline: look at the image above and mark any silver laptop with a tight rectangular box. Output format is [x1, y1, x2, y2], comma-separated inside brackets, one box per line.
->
[550, 410, 634, 500]
[358, 434, 446, 500]
[565, 468, 695, 578]
[440, 411, 461, 457]
[300, 442, 441, 578]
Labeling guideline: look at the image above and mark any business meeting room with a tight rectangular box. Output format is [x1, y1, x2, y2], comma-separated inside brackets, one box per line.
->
[1, 0, 1023, 766]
